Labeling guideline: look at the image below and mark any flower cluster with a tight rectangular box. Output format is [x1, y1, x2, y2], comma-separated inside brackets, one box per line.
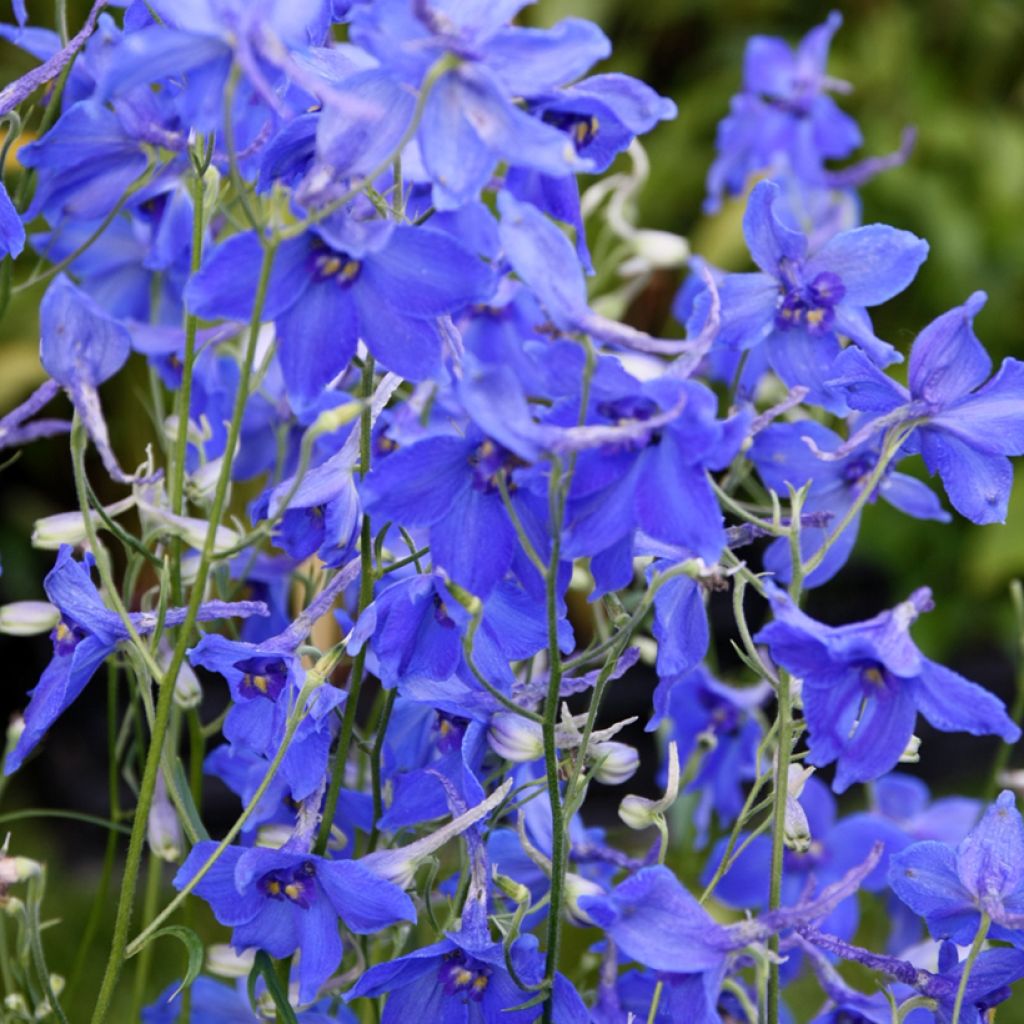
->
[0, 4, 1022, 1023]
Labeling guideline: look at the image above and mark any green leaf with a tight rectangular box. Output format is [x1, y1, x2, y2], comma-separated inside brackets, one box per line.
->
[130, 925, 204, 1000]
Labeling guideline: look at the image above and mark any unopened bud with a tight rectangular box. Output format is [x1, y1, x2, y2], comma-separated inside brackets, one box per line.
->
[783, 765, 815, 853]
[618, 794, 659, 831]
[206, 944, 255, 978]
[630, 229, 689, 269]
[4, 993, 28, 1013]
[147, 775, 182, 862]
[0, 601, 60, 636]
[591, 741, 639, 785]
[31, 497, 135, 550]
[564, 873, 605, 926]
[255, 824, 292, 850]
[492, 870, 530, 906]
[0, 855, 41, 886]
[6, 714, 24, 751]
[488, 713, 544, 763]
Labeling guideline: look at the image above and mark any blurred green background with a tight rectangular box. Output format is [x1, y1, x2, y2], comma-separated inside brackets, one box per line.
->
[1, 0, 1024, 1019]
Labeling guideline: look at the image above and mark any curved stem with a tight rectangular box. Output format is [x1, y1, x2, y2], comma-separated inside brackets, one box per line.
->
[951, 912, 989, 1024]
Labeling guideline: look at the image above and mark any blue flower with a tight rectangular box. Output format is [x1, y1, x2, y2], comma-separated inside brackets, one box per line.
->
[561, 374, 747, 595]
[750, 419, 949, 587]
[713, 179, 928, 410]
[346, 927, 588, 1024]
[186, 217, 494, 409]
[830, 291, 1024, 524]
[705, 12, 858, 211]
[6, 546, 267, 774]
[339, 1, 609, 209]
[889, 790, 1024, 947]
[174, 843, 416, 1005]
[754, 585, 1020, 792]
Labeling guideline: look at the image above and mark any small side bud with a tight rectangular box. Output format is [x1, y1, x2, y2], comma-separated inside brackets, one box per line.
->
[590, 741, 639, 785]
[206, 944, 254, 979]
[618, 793, 658, 831]
[783, 765, 815, 853]
[146, 775, 182, 862]
[0, 601, 60, 637]
[564, 873, 605, 927]
[488, 713, 544, 763]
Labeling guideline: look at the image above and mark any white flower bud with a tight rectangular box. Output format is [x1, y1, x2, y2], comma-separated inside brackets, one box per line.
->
[783, 765, 815, 853]
[173, 660, 202, 710]
[630, 229, 690, 269]
[146, 775, 182, 862]
[31, 496, 136, 550]
[591, 741, 639, 785]
[6, 714, 24, 751]
[0, 601, 60, 636]
[618, 793, 658, 831]
[255, 824, 292, 850]
[564, 873, 605, 927]
[488, 713, 544, 763]
[206, 944, 254, 979]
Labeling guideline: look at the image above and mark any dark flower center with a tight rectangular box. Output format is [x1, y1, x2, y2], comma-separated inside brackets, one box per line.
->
[775, 271, 845, 335]
[437, 949, 490, 1001]
[236, 656, 289, 701]
[258, 861, 317, 908]
[434, 712, 469, 753]
[543, 110, 601, 151]
[467, 439, 516, 494]
[52, 618, 86, 656]
[309, 243, 361, 287]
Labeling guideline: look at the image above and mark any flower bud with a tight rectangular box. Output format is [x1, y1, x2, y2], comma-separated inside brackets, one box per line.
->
[630, 229, 689, 269]
[590, 741, 639, 785]
[783, 765, 815, 853]
[564, 873, 605, 927]
[0, 855, 41, 887]
[618, 794, 658, 831]
[488, 713, 544, 763]
[0, 601, 60, 637]
[6, 714, 24, 752]
[206, 944, 254, 979]
[147, 775, 182, 862]
[173, 661, 202, 710]
[255, 824, 292, 850]
[31, 498, 135, 549]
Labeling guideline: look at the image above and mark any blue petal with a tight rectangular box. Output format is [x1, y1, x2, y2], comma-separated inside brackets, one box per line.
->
[0, 179, 24, 259]
[315, 68, 416, 178]
[714, 271, 778, 350]
[911, 659, 1020, 743]
[933, 357, 1024, 457]
[806, 224, 929, 308]
[275, 281, 358, 414]
[484, 19, 611, 95]
[908, 291, 991, 405]
[955, 792, 1024, 903]
[295, 896, 344, 1004]
[742, 180, 807, 276]
[362, 225, 494, 317]
[828, 346, 910, 414]
[360, 437, 471, 525]
[765, 327, 846, 413]
[185, 233, 310, 322]
[652, 575, 708, 678]
[880, 472, 950, 522]
[353, 288, 446, 380]
[318, 859, 417, 932]
[919, 430, 1013, 525]
[40, 275, 131, 387]
[497, 190, 587, 329]
[742, 35, 795, 96]
[431, 488, 515, 597]
[888, 841, 979, 944]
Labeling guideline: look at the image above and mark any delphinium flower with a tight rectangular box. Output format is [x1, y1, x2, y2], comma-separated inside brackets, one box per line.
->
[710, 179, 928, 411]
[830, 290, 1024, 523]
[755, 585, 1020, 792]
[889, 790, 1024, 946]
[5, 546, 267, 773]
[750, 418, 949, 586]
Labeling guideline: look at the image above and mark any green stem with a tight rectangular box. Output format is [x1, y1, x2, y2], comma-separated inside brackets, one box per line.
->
[765, 668, 793, 1024]
[541, 462, 566, 1024]
[89, 241, 278, 1024]
[646, 980, 664, 1024]
[951, 912, 989, 1024]
[166, 161, 208, 605]
[366, 688, 397, 854]
[315, 357, 377, 856]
